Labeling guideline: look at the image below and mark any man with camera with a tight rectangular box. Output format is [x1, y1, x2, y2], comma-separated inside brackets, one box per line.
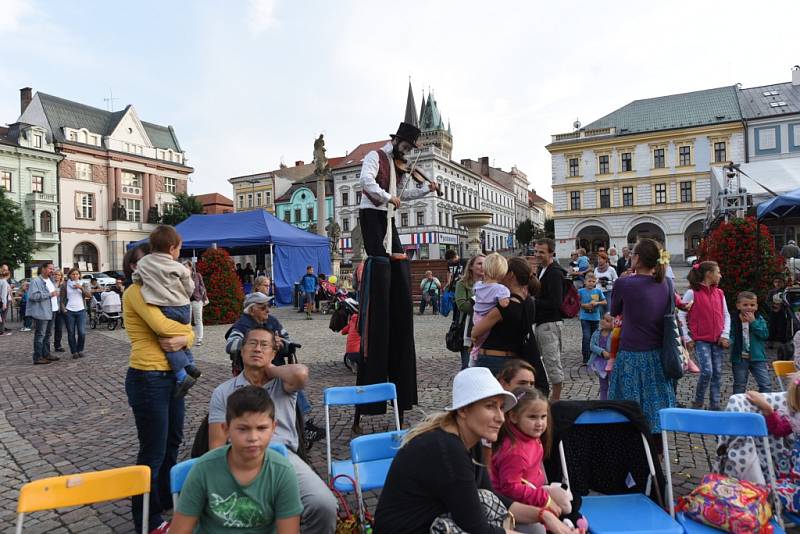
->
[418, 270, 442, 315]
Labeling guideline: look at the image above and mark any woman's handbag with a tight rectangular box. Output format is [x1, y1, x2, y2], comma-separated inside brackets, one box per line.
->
[661, 278, 684, 380]
[446, 315, 466, 353]
[329, 474, 373, 534]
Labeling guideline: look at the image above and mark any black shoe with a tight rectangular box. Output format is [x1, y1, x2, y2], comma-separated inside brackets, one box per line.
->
[54, 347, 66, 353]
[45, 355, 60, 361]
[72, 352, 86, 359]
[173, 376, 196, 398]
[33, 359, 51, 365]
[185, 365, 202, 379]
[304, 420, 325, 443]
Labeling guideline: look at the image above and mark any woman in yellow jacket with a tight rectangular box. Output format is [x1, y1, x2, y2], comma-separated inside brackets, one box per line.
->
[122, 243, 194, 534]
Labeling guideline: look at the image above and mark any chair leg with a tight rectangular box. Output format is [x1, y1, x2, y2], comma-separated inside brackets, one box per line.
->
[662, 430, 676, 518]
[15, 513, 24, 534]
[142, 492, 149, 534]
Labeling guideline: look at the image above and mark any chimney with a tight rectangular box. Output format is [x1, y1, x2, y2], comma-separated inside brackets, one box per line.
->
[793, 65, 800, 86]
[20, 87, 32, 114]
[295, 160, 304, 166]
[479, 156, 490, 177]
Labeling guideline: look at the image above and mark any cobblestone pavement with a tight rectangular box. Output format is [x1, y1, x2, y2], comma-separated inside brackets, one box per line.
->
[0, 304, 795, 532]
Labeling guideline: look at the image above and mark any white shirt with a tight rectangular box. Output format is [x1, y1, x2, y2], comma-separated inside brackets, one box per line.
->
[44, 277, 58, 312]
[65, 281, 85, 312]
[358, 143, 431, 211]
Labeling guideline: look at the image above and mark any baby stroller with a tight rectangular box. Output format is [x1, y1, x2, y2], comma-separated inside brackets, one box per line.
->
[89, 291, 122, 330]
[771, 287, 800, 360]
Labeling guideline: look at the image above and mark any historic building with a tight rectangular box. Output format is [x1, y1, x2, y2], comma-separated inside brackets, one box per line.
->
[17, 88, 193, 271]
[196, 192, 233, 214]
[333, 83, 519, 260]
[547, 85, 745, 261]
[460, 158, 516, 251]
[0, 120, 62, 278]
[274, 171, 336, 231]
[529, 189, 553, 221]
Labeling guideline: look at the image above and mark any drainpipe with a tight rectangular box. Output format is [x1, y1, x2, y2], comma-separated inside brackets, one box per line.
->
[56, 151, 63, 268]
[743, 119, 750, 164]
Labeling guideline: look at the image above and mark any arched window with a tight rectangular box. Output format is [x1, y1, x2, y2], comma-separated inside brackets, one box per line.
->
[73, 242, 98, 271]
[39, 211, 52, 233]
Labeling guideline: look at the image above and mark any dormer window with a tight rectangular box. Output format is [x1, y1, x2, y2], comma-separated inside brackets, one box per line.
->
[68, 131, 77, 141]
[33, 133, 42, 148]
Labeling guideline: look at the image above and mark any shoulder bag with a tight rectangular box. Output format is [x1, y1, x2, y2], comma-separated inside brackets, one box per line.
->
[661, 278, 684, 380]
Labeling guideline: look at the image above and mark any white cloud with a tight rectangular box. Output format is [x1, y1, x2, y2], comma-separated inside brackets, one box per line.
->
[0, 0, 36, 32]
[247, 0, 278, 34]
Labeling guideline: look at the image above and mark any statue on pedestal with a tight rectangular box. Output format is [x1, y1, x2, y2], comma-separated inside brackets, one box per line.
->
[313, 134, 329, 176]
[326, 220, 341, 256]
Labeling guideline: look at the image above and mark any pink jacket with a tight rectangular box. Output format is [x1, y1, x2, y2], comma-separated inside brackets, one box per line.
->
[490, 423, 548, 507]
[341, 313, 360, 354]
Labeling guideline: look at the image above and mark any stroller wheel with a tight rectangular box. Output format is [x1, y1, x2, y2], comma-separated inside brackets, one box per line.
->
[89, 317, 97, 329]
[108, 319, 117, 330]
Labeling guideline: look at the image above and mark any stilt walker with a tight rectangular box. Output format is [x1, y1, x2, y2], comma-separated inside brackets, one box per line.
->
[354, 122, 440, 431]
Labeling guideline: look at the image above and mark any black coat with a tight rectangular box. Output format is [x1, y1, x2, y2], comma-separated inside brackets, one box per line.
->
[616, 256, 630, 276]
[535, 262, 564, 324]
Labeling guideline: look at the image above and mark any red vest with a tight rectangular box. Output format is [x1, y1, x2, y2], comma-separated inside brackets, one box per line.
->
[363, 150, 392, 207]
[687, 284, 725, 342]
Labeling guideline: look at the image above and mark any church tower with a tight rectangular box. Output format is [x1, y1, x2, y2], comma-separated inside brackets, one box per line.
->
[402, 82, 453, 159]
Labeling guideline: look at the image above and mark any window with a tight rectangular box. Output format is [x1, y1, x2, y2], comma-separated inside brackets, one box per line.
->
[621, 152, 632, 172]
[342, 192, 349, 206]
[356, 191, 362, 204]
[439, 212, 443, 226]
[237, 195, 244, 209]
[76, 192, 94, 219]
[265, 191, 272, 205]
[75, 162, 91, 181]
[714, 142, 726, 163]
[283, 212, 290, 223]
[680, 181, 693, 203]
[598, 155, 610, 174]
[37, 211, 51, 233]
[653, 148, 665, 168]
[165, 177, 177, 193]
[294, 208, 301, 222]
[163, 202, 176, 214]
[655, 183, 667, 204]
[1, 171, 11, 191]
[247, 193, 253, 208]
[124, 198, 142, 222]
[770, 101, 788, 108]
[622, 186, 634, 207]
[32, 175, 43, 193]
[121, 171, 141, 188]
[33, 134, 42, 148]
[679, 146, 691, 166]
[68, 131, 77, 141]
[417, 211, 424, 225]
[599, 188, 611, 208]
[342, 218, 350, 232]
[307, 207, 314, 221]
[256, 192, 262, 206]
[400, 212, 409, 227]
[569, 158, 579, 177]
[570, 191, 581, 210]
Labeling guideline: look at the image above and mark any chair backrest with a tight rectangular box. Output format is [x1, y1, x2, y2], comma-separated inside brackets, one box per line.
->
[17, 465, 150, 513]
[350, 430, 407, 464]
[659, 408, 767, 437]
[774, 360, 796, 377]
[324, 383, 397, 406]
[269, 443, 289, 457]
[574, 409, 631, 425]
[170, 458, 198, 497]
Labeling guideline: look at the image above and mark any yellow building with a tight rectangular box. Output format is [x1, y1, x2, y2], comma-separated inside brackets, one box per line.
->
[546, 86, 745, 261]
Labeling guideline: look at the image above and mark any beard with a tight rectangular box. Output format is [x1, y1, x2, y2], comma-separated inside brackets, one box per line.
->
[392, 144, 407, 160]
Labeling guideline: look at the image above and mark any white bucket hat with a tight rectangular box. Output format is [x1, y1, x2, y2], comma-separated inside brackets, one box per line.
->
[446, 367, 517, 412]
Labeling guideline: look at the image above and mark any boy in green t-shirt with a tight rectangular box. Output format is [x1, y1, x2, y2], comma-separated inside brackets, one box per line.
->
[170, 386, 303, 533]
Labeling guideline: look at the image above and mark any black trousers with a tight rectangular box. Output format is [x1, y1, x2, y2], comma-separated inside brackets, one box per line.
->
[360, 208, 403, 257]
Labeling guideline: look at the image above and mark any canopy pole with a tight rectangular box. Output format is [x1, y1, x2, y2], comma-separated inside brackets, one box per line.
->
[269, 243, 274, 280]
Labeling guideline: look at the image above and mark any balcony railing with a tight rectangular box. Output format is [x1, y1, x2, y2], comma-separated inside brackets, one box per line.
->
[25, 192, 57, 203]
[551, 127, 616, 143]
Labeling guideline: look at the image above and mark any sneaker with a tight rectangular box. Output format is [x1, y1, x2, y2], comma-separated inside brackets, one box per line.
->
[304, 420, 325, 443]
[174, 375, 196, 399]
[54, 347, 65, 353]
[305, 314, 313, 320]
[20, 327, 31, 332]
[72, 352, 85, 359]
[185, 365, 202, 379]
[149, 521, 170, 534]
[45, 354, 60, 362]
[0, 331, 11, 336]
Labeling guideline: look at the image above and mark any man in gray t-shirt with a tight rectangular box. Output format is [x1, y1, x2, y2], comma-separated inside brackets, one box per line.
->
[208, 327, 337, 533]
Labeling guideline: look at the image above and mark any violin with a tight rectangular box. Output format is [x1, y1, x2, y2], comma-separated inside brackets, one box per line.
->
[394, 158, 443, 197]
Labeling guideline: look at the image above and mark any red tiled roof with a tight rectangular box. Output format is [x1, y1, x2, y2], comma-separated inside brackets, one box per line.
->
[196, 193, 233, 206]
[528, 191, 550, 204]
[333, 140, 390, 169]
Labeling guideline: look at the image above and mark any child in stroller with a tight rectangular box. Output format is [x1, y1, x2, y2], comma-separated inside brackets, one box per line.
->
[90, 288, 122, 330]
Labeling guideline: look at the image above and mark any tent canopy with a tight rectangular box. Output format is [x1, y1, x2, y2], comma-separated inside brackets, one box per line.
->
[756, 188, 800, 221]
[129, 210, 331, 306]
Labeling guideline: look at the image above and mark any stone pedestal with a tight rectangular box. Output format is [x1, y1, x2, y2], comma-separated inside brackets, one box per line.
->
[453, 211, 493, 258]
[331, 251, 341, 277]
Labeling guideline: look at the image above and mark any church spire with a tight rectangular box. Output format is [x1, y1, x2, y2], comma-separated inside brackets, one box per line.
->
[419, 89, 426, 126]
[403, 79, 418, 127]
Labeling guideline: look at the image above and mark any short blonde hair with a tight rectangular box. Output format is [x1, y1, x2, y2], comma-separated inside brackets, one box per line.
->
[483, 253, 508, 281]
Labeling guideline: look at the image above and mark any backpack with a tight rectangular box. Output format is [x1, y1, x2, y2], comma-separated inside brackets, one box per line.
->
[559, 269, 580, 319]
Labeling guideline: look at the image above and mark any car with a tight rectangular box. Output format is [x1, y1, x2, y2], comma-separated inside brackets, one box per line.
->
[102, 270, 125, 280]
[686, 255, 698, 266]
[82, 272, 117, 286]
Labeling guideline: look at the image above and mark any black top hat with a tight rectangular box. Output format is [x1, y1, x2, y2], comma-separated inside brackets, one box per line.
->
[390, 122, 421, 148]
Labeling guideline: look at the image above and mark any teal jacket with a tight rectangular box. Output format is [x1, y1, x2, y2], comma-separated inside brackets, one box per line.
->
[730, 313, 769, 363]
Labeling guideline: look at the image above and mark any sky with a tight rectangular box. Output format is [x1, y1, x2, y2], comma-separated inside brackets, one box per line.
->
[2, 0, 800, 202]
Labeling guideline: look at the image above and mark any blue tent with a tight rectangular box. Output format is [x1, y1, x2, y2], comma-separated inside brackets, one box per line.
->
[757, 188, 800, 221]
[130, 210, 331, 305]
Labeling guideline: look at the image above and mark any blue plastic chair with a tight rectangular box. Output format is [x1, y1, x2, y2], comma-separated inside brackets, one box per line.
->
[170, 443, 290, 508]
[659, 408, 786, 533]
[350, 430, 406, 528]
[324, 383, 401, 493]
[559, 408, 683, 533]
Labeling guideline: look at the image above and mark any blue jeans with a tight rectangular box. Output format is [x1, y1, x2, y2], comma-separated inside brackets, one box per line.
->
[732, 359, 772, 394]
[160, 305, 194, 376]
[460, 347, 471, 370]
[53, 310, 66, 350]
[475, 354, 509, 376]
[33, 318, 52, 361]
[581, 320, 598, 363]
[64, 309, 87, 354]
[125, 368, 185, 532]
[694, 341, 724, 408]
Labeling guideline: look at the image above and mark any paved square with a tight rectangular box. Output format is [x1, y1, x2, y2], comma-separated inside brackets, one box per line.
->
[0, 306, 794, 532]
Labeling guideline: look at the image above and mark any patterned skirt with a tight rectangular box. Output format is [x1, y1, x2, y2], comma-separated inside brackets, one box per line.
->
[608, 348, 676, 433]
